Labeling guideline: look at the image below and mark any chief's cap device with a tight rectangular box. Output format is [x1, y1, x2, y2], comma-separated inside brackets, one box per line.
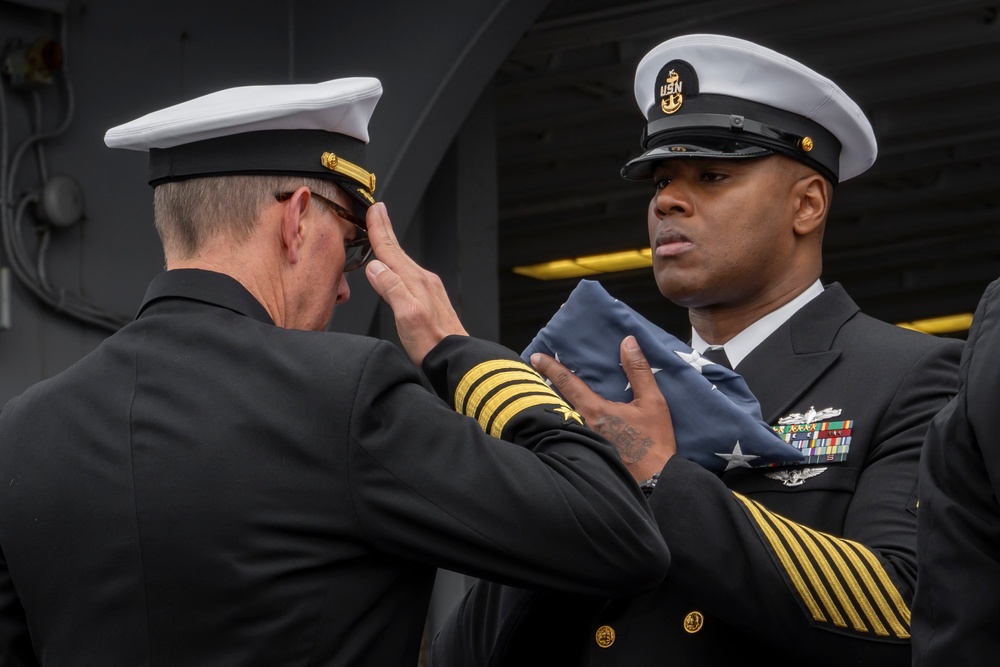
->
[622, 34, 877, 184]
[104, 77, 382, 215]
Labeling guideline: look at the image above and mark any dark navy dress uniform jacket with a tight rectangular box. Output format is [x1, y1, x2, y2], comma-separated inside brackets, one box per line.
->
[0, 269, 668, 667]
[913, 277, 1000, 667]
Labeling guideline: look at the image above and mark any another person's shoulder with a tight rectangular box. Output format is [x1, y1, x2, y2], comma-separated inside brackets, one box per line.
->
[980, 275, 1000, 302]
[969, 276, 1000, 329]
[951, 276, 1000, 375]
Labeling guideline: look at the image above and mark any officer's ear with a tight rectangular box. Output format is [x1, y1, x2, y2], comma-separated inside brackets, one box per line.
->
[279, 187, 311, 265]
[791, 173, 829, 237]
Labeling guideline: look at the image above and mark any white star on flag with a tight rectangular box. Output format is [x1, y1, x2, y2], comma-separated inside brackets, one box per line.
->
[624, 364, 662, 392]
[715, 440, 760, 471]
[674, 349, 714, 374]
[544, 351, 577, 386]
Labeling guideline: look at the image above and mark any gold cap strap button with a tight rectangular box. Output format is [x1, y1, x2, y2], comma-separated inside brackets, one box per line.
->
[683, 611, 704, 634]
[595, 624, 616, 648]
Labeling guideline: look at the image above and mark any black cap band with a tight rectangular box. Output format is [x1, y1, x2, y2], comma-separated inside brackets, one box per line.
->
[149, 129, 375, 210]
[632, 93, 842, 182]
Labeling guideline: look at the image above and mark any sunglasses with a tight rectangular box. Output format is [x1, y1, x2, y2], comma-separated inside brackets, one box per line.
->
[274, 191, 373, 271]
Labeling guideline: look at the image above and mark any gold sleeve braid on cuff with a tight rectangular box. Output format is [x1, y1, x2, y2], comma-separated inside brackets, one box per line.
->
[733, 492, 910, 639]
[454, 360, 579, 438]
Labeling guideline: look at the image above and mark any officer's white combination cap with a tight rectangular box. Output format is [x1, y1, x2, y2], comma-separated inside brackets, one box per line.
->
[622, 34, 877, 184]
[104, 77, 383, 209]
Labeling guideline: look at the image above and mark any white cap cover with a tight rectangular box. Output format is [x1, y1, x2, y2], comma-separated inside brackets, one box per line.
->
[624, 34, 877, 183]
[104, 77, 383, 207]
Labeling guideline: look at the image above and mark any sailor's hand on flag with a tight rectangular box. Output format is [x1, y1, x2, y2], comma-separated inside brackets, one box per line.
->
[531, 335, 676, 482]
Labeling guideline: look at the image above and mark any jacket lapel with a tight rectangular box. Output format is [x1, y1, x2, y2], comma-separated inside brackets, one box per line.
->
[736, 284, 859, 424]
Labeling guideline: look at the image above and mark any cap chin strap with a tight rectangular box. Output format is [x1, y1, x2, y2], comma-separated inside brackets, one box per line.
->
[321, 152, 376, 193]
[645, 114, 806, 151]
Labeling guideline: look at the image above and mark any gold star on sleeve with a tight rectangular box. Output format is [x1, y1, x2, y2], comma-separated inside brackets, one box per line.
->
[552, 405, 584, 425]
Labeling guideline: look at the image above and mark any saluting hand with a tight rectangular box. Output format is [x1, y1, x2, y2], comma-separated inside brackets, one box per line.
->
[531, 336, 676, 483]
[364, 203, 468, 366]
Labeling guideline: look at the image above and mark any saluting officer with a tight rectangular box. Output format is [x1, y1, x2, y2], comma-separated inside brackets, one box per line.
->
[0, 77, 671, 666]
[432, 34, 962, 667]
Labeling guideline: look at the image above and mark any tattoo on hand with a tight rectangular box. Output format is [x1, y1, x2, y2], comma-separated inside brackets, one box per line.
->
[594, 415, 651, 464]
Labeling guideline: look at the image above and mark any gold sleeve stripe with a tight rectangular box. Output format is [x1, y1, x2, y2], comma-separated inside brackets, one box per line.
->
[779, 516, 883, 635]
[452, 360, 579, 438]
[475, 383, 562, 432]
[837, 539, 910, 638]
[810, 530, 890, 636]
[487, 394, 569, 439]
[807, 529, 871, 632]
[778, 516, 859, 630]
[734, 493, 910, 639]
[853, 539, 912, 625]
[454, 360, 544, 411]
[735, 494, 826, 622]
[797, 524, 907, 638]
[465, 370, 560, 419]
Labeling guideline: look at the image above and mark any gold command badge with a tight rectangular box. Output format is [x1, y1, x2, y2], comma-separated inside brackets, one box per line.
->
[659, 69, 683, 114]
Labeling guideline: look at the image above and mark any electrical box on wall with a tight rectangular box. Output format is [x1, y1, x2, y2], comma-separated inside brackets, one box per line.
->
[2, 0, 68, 13]
[2, 37, 63, 88]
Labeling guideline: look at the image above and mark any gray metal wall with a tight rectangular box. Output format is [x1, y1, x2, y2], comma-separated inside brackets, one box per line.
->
[0, 0, 548, 406]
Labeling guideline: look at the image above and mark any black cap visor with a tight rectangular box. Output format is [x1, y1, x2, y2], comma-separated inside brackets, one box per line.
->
[623, 94, 843, 183]
[621, 138, 773, 180]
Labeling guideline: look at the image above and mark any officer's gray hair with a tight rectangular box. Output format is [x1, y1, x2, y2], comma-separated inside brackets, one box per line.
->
[153, 175, 341, 258]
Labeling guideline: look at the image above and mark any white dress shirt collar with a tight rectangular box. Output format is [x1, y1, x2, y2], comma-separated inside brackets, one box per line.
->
[690, 280, 825, 369]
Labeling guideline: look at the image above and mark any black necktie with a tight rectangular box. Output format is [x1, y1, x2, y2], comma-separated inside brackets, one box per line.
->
[702, 346, 732, 370]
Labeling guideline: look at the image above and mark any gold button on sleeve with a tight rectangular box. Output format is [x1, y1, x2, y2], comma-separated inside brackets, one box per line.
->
[683, 611, 704, 634]
[594, 624, 616, 648]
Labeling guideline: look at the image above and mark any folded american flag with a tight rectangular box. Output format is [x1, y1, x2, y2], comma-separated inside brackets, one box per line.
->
[522, 280, 803, 473]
